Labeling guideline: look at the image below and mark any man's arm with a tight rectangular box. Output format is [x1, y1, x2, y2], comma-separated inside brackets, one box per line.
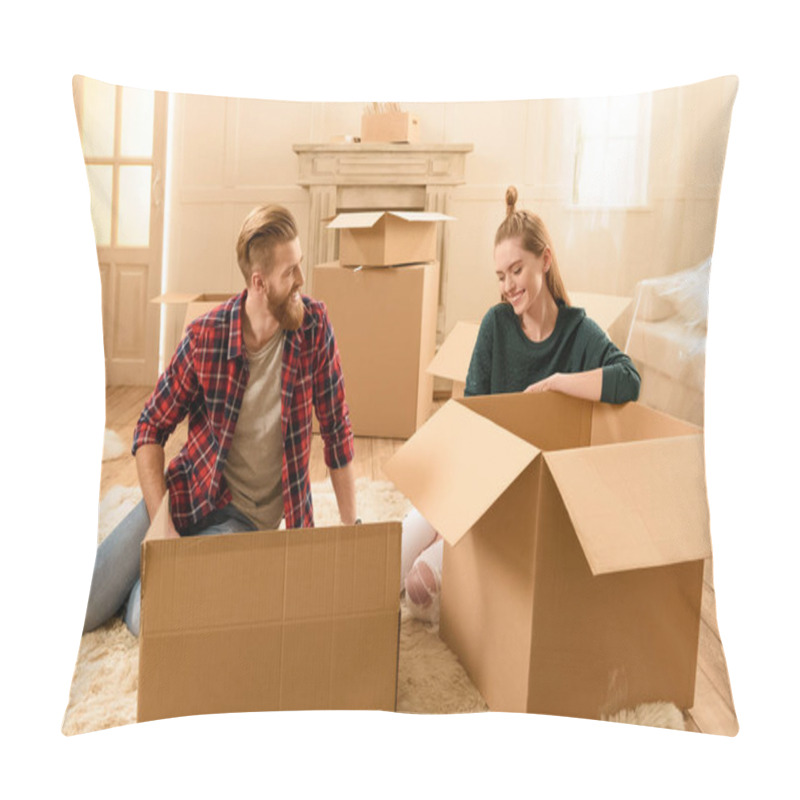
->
[136, 444, 180, 539]
[311, 302, 356, 481]
[132, 332, 199, 540]
[329, 461, 358, 525]
[133, 332, 198, 454]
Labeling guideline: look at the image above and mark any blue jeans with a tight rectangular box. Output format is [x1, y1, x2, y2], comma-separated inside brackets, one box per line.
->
[83, 498, 258, 637]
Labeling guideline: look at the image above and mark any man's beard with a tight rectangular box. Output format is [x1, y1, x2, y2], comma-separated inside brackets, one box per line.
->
[268, 285, 304, 331]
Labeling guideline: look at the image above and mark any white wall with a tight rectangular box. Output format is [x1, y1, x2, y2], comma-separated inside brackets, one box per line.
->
[163, 77, 737, 354]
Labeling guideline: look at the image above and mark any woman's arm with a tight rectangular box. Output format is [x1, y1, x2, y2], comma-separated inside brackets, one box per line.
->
[569, 317, 641, 404]
[464, 310, 495, 396]
[525, 368, 603, 402]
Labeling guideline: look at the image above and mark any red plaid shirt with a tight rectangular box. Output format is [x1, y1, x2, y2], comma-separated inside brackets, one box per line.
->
[133, 292, 354, 533]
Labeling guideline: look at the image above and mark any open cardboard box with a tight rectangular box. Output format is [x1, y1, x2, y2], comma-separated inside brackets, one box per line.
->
[383, 391, 711, 720]
[327, 211, 454, 268]
[137, 496, 402, 722]
[151, 291, 236, 332]
[312, 260, 439, 438]
[428, 292, 632, 398]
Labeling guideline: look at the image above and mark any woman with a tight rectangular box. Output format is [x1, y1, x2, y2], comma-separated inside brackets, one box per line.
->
[401, 186, 641, 621]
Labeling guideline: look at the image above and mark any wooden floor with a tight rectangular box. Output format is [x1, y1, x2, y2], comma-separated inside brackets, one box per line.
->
[100, 385, 738, 736]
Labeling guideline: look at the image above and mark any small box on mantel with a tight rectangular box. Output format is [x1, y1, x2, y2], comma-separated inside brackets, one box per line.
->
[361, 111, 420, 143]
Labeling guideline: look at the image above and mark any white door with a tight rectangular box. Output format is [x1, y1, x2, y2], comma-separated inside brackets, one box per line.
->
[73, 75, 168, 386]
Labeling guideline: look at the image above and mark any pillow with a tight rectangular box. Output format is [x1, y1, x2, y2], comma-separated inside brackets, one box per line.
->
[67, 74, 738, 738]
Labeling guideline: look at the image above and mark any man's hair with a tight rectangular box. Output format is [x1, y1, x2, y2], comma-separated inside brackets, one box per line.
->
[236, 205, 299, 282]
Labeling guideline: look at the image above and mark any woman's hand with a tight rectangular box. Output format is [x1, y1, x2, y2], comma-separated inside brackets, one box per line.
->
[524, 369, 603, 402]
[524, 373, 564, 394]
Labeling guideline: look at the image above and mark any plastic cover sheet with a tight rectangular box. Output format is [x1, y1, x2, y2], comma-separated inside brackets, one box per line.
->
[623, 259, 710, 427]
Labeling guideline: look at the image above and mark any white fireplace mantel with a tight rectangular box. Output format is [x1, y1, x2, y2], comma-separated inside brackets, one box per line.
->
[294, 142, 473, 336]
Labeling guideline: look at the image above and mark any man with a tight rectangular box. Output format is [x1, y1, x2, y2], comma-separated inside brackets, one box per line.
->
[83, 204, 357, 636]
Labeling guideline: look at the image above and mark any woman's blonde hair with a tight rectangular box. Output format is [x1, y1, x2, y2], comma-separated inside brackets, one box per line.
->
[494, 186, 570, 305]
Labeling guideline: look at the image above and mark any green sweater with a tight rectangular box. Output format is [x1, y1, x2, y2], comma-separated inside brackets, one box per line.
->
[464, 301, 640, 404]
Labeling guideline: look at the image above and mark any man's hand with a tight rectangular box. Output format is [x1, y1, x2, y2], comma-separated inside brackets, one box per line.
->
[136, 443, 181, 540]
[144, 512, 180, 541]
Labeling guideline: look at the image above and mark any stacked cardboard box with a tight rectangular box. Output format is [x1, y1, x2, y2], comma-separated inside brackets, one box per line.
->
[313, 211, 454, 438]
[327, 210, 452, 268]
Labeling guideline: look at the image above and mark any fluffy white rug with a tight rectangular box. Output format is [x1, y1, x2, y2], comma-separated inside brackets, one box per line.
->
[62, 478, 685, 734]
[102, 429, 127, 462]
[604, 701, 687, 730]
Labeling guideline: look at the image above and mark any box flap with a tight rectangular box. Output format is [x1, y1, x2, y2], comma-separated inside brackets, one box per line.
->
[327, 210, 455, 230]
[382, 400, 539, 546]
[151, 292, 232, 305]
[570, 291, 631, 333]
[384, 211, 456, 223]
[542, 434, 711, 575]
[150, 291, 203, 305]
[590, 401, 701, 446]
[327, 211, 386, 230]
[426, 321, 479, 381]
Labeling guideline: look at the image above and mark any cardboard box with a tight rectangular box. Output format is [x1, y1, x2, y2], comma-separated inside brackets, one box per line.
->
[137, 497, 402, 722]
[425, 320, 480, 399]
[360, 111, 420, 143]
[312, 260, 439, 438]
[569, 291, 633, 334]
[151, 291, 235, 331]
[428, 292, 632, 399]
[383, 392, 711, 720]
[327, 211, 454, 268]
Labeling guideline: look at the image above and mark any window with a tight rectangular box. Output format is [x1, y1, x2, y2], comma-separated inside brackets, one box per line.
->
[571, 93, 652, 208]
[77, 78, 156, 248]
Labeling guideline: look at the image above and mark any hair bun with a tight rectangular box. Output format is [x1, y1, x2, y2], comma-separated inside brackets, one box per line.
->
[505, 185, 518, 217]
